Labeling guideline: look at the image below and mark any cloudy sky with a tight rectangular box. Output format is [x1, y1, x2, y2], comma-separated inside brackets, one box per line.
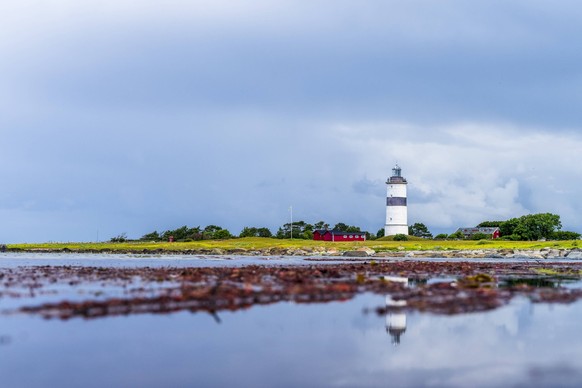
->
[2, 0, 582, 242]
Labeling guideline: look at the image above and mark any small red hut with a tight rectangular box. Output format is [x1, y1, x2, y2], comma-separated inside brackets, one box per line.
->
[455, 227, 501, 239]
[313, 230, 366, 242]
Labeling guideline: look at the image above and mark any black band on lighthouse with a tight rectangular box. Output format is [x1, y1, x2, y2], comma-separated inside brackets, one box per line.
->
[387, 197, 407, 206]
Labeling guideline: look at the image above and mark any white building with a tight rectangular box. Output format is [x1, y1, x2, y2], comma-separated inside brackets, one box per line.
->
[384, 164, 408, 236]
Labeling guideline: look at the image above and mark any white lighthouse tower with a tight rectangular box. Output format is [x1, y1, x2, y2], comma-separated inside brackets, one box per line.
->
[385, 164, 408, 236]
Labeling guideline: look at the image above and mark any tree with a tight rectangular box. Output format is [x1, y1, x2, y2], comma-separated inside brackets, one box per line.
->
[213, 229, 232, 239]
[448, 230, 464, 239]
[393, 234, 408, 241]
[477, 221, 503, 227]
[376, 228, 385, 238]
[256, 227, 273, 238]
[140, 231, 161, 241]
[434, 233, 448, 240]
[276, 221, 313, 239]
[240, 227, 273, 238]
[333, 223, 349, 232]
[333, 223, 361, 232]
[408, 223, 433, 238]
[155, 225, 236, 241]
[161, 226, 201, 241]
[472, 232, 489, 240]
[110, 233, 128, 243]
[499, 218, 520, 237]
[509, 213, 562, 241]
[239, 227, 258, 238]
[551, 230, 581, 240]
[314, 221, 330, 230]
[203, 225, 223, 240]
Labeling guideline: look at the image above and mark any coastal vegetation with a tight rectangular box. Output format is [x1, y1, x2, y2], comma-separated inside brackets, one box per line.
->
[7, 213, 578, 254]
[7, 236, 581, 253]
[408, 223, 432, 238]
[126, 213, 578, 246]
[275, 221, 366, 239]
[477, 213, 580, 240]
[138, 225, 233, 242]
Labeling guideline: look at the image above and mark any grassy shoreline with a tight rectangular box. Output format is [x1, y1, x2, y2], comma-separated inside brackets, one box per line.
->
[6, 237, 580, 253]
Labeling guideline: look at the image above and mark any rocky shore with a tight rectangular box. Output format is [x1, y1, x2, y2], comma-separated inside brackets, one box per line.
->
[11, 261, 582, 320]
[6, 246, 582, 259]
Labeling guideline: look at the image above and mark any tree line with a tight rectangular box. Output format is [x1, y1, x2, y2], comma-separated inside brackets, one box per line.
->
[112, 213, 580, 242]
[475, 213, 580, 241]
[275, 221, 366, 239]
[124, 221, 372, 242]
[434, 213, 580, 241]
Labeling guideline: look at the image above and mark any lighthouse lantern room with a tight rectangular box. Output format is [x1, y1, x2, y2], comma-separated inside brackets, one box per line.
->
[385, 164, 408, 236]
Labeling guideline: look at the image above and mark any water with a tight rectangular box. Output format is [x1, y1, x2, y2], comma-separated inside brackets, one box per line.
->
[1, 254, 582, 387]
[0, 252, 313, 268]
[2, 252, 582, 268]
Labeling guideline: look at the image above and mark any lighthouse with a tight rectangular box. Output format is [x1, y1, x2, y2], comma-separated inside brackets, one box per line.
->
[385, 164, 408, 236]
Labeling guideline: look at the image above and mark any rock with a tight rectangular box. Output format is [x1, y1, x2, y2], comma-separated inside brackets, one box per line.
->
[267, 248, 287, 255]
[226, 248, 247, 254]
[374, 251, 396, 257]
[423, 252, 445, 258]
[210, 248, 225, 255]
[507, 254, 537, 259]
[357, 247, 376, 256]
[566, 251, 582, 259]
[528, 254, 546, 260]
[343, 250, 369, 257]
[485, 254, 504, 259]
[284, 249, 309, 256]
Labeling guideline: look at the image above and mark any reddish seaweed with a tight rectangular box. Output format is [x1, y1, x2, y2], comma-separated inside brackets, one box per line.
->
[4, 261, 582, 320]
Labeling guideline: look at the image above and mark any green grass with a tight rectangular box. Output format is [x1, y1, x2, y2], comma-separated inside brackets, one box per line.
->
[7, 238, 579, 252]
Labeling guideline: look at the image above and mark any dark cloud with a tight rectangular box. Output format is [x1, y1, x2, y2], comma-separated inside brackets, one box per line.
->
[1, 1, 582, 241]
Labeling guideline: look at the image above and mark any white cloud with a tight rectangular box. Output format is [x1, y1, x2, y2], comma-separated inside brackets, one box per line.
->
[329, 120, 582, 231]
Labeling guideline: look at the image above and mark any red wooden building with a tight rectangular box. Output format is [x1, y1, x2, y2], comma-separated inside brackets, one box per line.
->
[313, 230, 367, 242]
[455, 227, 501, 239]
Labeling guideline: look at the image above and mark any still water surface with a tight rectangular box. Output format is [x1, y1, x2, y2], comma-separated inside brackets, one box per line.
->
[1, 254, 582, 387]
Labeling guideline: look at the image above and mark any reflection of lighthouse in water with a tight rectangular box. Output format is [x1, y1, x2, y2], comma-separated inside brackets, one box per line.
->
[386, 312, 407, 345]
[385, 295, 408, 345]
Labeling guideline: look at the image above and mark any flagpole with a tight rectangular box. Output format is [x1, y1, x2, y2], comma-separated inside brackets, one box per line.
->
[289, 206, 293, 239]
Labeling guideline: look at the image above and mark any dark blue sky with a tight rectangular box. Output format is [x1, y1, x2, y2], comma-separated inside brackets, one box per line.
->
[1, 1, 582, 242]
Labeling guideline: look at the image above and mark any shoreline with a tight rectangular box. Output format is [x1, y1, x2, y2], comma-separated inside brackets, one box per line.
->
[5, 246, 582, 260]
